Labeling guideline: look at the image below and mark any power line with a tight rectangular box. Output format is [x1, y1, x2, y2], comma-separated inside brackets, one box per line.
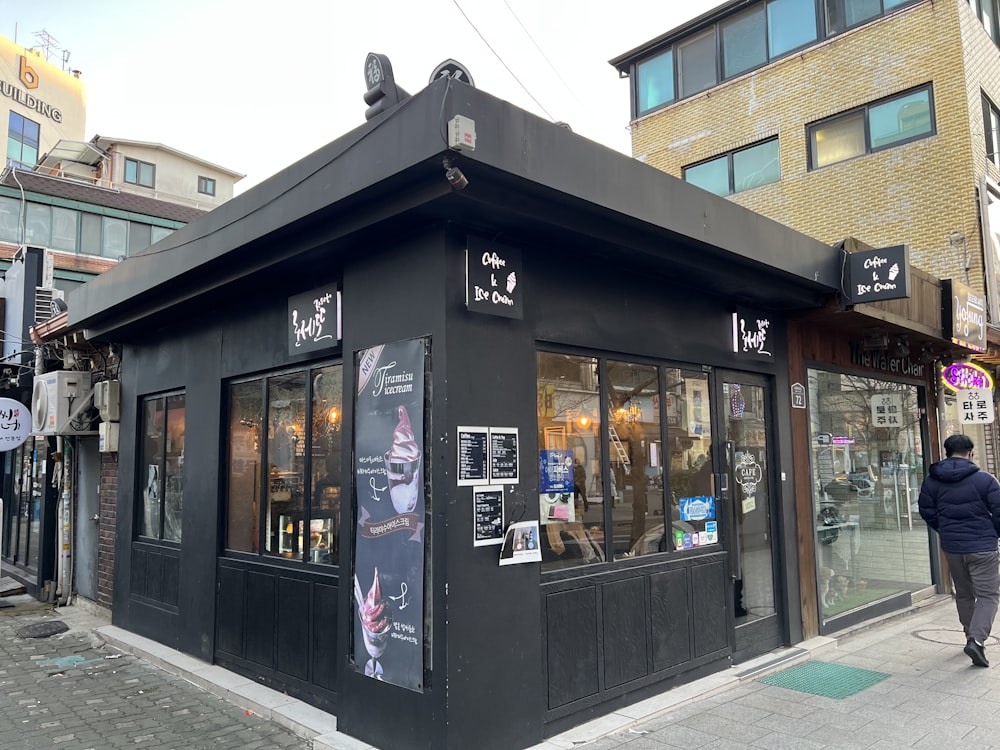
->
[501, 0, 581, 106]
[451, 0, 555, 121]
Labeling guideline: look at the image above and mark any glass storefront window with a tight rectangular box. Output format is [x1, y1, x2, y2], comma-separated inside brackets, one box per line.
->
[537, 353, 604, 569]
[807, 369, 930, 624]
[138, 392, 185, 542]
[536, 353, 722, 569]
[225, 363, 342, 565]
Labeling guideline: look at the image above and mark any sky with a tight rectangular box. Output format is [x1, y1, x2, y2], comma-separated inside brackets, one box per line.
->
[2, 0, 720, 194]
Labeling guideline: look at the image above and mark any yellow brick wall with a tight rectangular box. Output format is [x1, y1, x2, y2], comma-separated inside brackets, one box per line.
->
[631, 0, 996, 299]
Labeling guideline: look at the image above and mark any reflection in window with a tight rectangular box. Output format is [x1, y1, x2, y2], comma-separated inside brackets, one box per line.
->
[984, 94, 1000, 168]
[768, 0, 818, 57]
[124, 157, 155, 188]
[685, 139, 780, 196]
[51, 208, 78, 252]
[537, 353, 604, 570]
[677, 28, 717, 98]
[810, 86, 934, 168]
[807, 369, 929, 624]
[138, 392, 185, 542]
[7, 112, 39, 169]
[722, 5, 766, 78]
[637, 49, 675, 115]
[608, 361, 662, 559]
[225, 364, 343, 565]
[664, 370, 714, 551]
[24, 203, 51, 247]
[0, 196, 19, 242]
[103, 217, 129, 258]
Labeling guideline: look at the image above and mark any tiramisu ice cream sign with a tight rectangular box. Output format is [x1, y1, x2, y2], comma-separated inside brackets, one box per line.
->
[352, 338, 427, 691]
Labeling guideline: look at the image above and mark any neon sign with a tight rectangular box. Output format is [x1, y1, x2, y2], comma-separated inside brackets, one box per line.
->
[941, 362, 994, 392]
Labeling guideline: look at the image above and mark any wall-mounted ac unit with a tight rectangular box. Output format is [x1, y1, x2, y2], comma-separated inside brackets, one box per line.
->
[93, 379, 120, 422]
[31, 371, 95, 435]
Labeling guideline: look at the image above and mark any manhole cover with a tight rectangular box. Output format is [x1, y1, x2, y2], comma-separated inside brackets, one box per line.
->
[17, 620, 69, 639]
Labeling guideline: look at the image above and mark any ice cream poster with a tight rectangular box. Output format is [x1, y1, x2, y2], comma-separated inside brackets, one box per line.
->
[352, 338, 427, 691]
[539, 449, 574, 524]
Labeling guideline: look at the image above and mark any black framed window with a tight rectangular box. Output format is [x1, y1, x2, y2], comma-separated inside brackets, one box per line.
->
[197, 176, 216, 196]
[684, 138, 780, 196]
[809, 84, 934, 169]
[973, 0, 1000, 41]
[631, 0, 919, 117]
[537, 350, 718, 571]
[124, 157, 155, 188]
[7, 112, 39, 169]
[225, 363, 343, 565]
[138, 392, 186, 542]
[984, 93, 1000, 167]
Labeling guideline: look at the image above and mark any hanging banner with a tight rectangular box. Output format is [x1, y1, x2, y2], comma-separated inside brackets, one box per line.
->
[352, 337, 427, 691]
[0, 398, 30, 450]
[957, 388, 995, 424]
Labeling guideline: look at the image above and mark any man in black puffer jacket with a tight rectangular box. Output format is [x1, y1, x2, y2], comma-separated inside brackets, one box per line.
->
[919, 434, 1000, 668]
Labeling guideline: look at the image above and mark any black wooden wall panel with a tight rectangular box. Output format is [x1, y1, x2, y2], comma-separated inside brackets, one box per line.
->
[312, 583, 339, 690]
[649, 569, 691, 672]
[131, 548, 146, 597]
[277, 577, 310, 681]
[145, 551, 163, 602]
[216, 566, 246, 656]
[246, 572, 276, 668]
[162, 555, 180, 608]
[602, 578, 648, 688]
[692, 562, 728, 657]
[546, 587, 598, 709]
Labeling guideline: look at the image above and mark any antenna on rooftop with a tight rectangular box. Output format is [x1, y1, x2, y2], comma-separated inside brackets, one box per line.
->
[32, 29, 72, 71]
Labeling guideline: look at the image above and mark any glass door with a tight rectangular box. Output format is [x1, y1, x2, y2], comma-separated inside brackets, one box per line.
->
[719, 373, 782, 658]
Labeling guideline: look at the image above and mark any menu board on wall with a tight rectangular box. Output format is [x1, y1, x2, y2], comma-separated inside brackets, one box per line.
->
[473, 486, 504, 546]
[457, 426, 489, 486]
[489, 427, 519, 483]
[352, 338, 427, 692]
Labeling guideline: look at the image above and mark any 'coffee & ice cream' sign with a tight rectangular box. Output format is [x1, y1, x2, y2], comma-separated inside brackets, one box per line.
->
[466, 236, 523, 319]
[842, 245, 910, 305]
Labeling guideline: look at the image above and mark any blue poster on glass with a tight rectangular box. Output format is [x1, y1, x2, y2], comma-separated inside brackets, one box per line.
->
[539, 450, 574, 493]
[679, 495, 716, 522]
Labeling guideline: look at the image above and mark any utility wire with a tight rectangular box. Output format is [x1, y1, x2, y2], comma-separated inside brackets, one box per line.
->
[501, 0, 582, 106]
[451, 0, 555, 121]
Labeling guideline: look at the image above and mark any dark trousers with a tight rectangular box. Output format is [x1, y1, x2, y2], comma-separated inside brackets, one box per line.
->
[945, 549, 1000, 644]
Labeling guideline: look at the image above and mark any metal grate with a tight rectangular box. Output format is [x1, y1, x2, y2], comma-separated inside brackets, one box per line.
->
[760, 661, 890, 699]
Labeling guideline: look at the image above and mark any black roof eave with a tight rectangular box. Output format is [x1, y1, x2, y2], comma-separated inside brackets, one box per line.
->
[69, 76, 839, 339]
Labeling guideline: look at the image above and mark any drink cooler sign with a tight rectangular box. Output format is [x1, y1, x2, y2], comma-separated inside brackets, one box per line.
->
[352, 338, 427, 691]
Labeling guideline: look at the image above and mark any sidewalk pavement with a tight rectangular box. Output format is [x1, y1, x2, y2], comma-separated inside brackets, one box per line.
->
[3, 591, 998, 749]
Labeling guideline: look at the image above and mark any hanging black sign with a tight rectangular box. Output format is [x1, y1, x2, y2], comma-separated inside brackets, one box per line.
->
[288, 286, 340, 355]
[466, 236, 523, 319]
[943, 279, 987, 352]
[352, 338, 427, 691]
[843, 245, 910, 305]
[732, 307, 774, 359]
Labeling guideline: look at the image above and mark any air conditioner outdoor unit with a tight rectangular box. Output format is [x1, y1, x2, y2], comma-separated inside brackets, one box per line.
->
[31, 371, 95, 435]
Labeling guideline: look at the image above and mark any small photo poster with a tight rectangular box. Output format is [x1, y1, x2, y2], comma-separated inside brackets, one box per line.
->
[498, 521, 541, 566]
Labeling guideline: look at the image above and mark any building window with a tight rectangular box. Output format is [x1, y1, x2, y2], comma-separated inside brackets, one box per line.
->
[637, 49, 675, 116]
[124, 157, 155, 188]
[677, 28, 717, 98]
[7, 112, 39, 169]
[722, 5, 767, 78]
[139, 392, 186, 542]
[684, 138, 781, 196]
[226, 364, 342, 564]
[630, 0, 918, 117]
[983, 94, 1000, 167]
[974, 0, 1000, 40]
[767, 0, 818, 57]
[537, 352, 716, 570]
[806, 369, 930, 625]
[809, 85, 934, 168]
[197, 176, 216, 196]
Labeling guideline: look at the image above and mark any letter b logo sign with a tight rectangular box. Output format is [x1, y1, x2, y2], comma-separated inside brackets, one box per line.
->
[19, 56, 38, 90]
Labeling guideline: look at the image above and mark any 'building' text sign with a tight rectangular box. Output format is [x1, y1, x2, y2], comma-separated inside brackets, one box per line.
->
[843, 245, 910, 305]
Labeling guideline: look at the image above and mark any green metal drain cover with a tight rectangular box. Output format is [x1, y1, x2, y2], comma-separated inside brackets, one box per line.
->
[760, 661, 890, 699]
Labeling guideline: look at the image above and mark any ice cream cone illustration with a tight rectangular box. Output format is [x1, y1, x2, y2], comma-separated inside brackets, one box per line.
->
[385, 405, 421, 514]
[355, 568, 392, 679]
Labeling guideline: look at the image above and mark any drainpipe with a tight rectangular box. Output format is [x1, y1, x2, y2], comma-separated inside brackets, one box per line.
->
[57, 439, 73, 606]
